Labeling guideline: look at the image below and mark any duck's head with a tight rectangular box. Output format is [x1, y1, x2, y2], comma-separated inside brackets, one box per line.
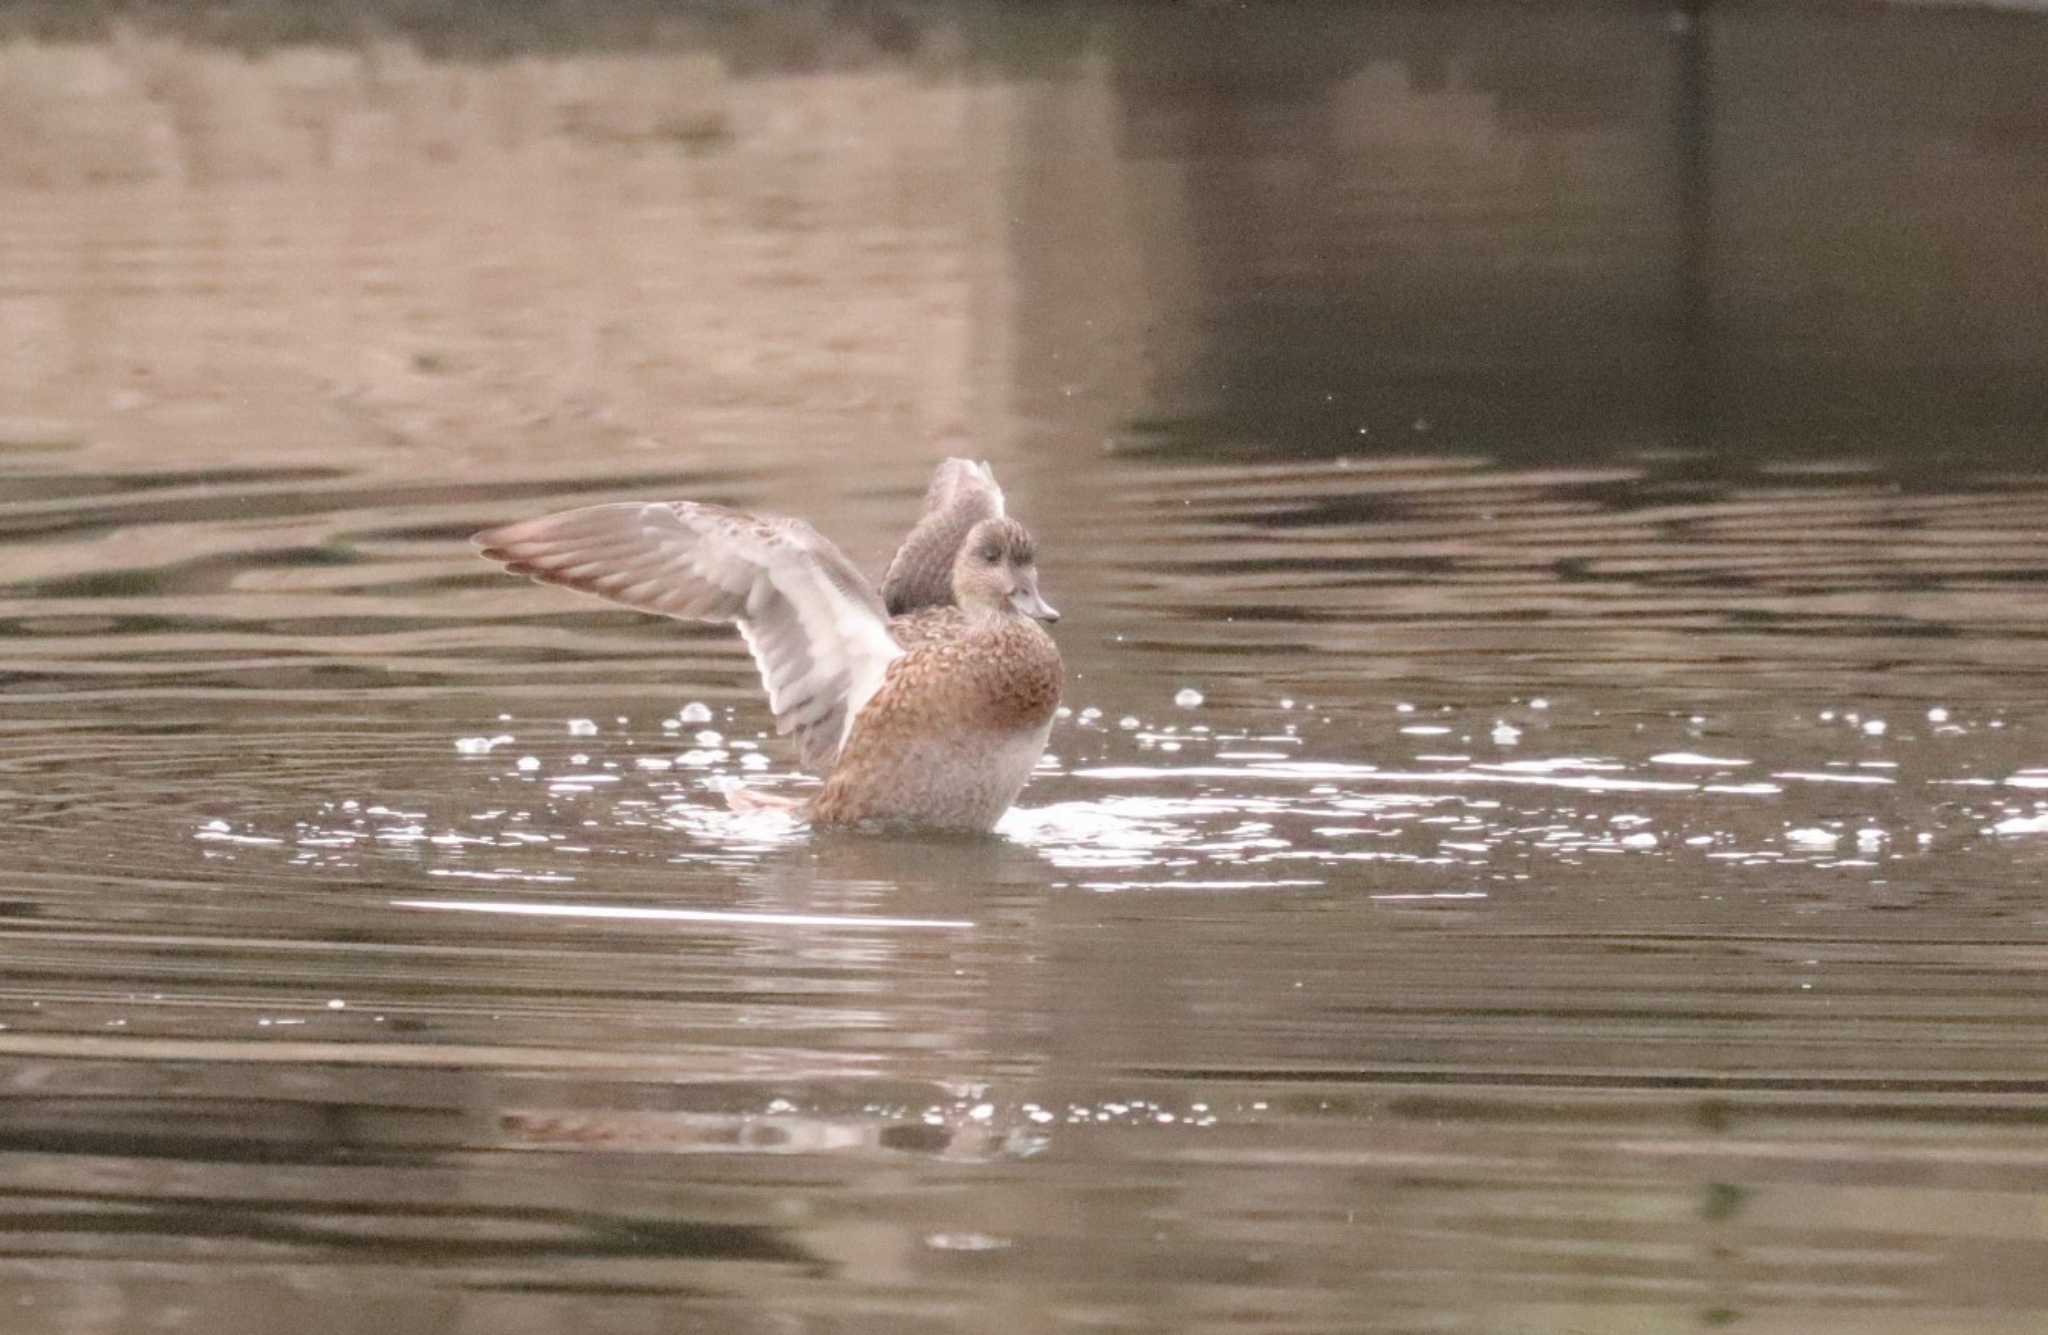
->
[952, 517, 1058, 623]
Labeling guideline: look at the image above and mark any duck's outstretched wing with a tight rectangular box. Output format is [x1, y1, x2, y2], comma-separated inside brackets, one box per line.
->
[475, 502, 902, 773]
[879, 458, 1006, 616]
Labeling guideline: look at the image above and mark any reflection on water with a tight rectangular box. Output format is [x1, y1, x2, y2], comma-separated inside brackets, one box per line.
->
[6, 3, 2048, 1331]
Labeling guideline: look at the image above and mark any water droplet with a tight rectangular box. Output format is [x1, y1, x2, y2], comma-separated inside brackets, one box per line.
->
[567, 718, 598, 736]
[1174, 688, 1204, 708]
[678, 702, 714, 723]
[925, 1232, 1011, 1253]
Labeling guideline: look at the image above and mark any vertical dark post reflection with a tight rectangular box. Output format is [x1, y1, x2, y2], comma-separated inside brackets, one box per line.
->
[1675, 0, 1716, 454]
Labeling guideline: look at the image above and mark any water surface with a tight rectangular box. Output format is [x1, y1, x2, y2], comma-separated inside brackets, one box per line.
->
[5, 5, 2048, 1332]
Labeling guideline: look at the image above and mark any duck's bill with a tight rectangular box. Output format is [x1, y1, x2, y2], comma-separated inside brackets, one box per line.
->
[1010, 587, 1060, 622]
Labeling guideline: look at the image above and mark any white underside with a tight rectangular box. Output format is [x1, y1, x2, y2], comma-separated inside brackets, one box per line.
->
[974, 722, 1053, 821]
[847, 719, 1053, 830]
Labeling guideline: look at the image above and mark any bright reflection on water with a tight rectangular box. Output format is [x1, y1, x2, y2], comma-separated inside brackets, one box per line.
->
[199, 698, 2048, 893]
[8, 3, 2048, 1332]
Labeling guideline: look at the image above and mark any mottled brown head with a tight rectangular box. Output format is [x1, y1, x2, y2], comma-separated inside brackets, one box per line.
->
[951, 517, 1057, 622]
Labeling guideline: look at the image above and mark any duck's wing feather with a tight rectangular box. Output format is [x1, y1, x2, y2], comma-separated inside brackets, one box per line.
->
[879, 458, 1005, 616]
[476, 502, 902, 773]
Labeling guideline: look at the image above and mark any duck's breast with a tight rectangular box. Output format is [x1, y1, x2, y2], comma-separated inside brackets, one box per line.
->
[812, 619, 1061, 830]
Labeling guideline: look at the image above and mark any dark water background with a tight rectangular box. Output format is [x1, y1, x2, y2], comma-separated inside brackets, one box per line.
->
[5, 3, 2048, 1331]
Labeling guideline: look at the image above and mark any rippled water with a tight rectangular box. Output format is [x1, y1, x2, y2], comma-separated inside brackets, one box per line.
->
[7, 5, 2048, 1332]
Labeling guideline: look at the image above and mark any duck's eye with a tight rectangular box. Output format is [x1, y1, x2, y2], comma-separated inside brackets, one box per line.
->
[979, 545, 1002, 564]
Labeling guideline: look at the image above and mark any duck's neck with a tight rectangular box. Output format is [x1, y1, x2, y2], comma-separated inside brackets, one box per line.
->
[961, 600, 1021, 630]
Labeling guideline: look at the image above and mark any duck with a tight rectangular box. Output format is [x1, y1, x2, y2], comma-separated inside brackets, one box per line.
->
[472, 459, 1063, 832]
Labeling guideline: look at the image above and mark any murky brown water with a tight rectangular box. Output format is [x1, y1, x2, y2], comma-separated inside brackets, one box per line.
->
[6, 4, 2048, 1332]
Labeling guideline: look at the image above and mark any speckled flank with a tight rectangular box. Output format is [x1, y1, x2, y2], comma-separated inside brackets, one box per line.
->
[813, 614, 1061, 829]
